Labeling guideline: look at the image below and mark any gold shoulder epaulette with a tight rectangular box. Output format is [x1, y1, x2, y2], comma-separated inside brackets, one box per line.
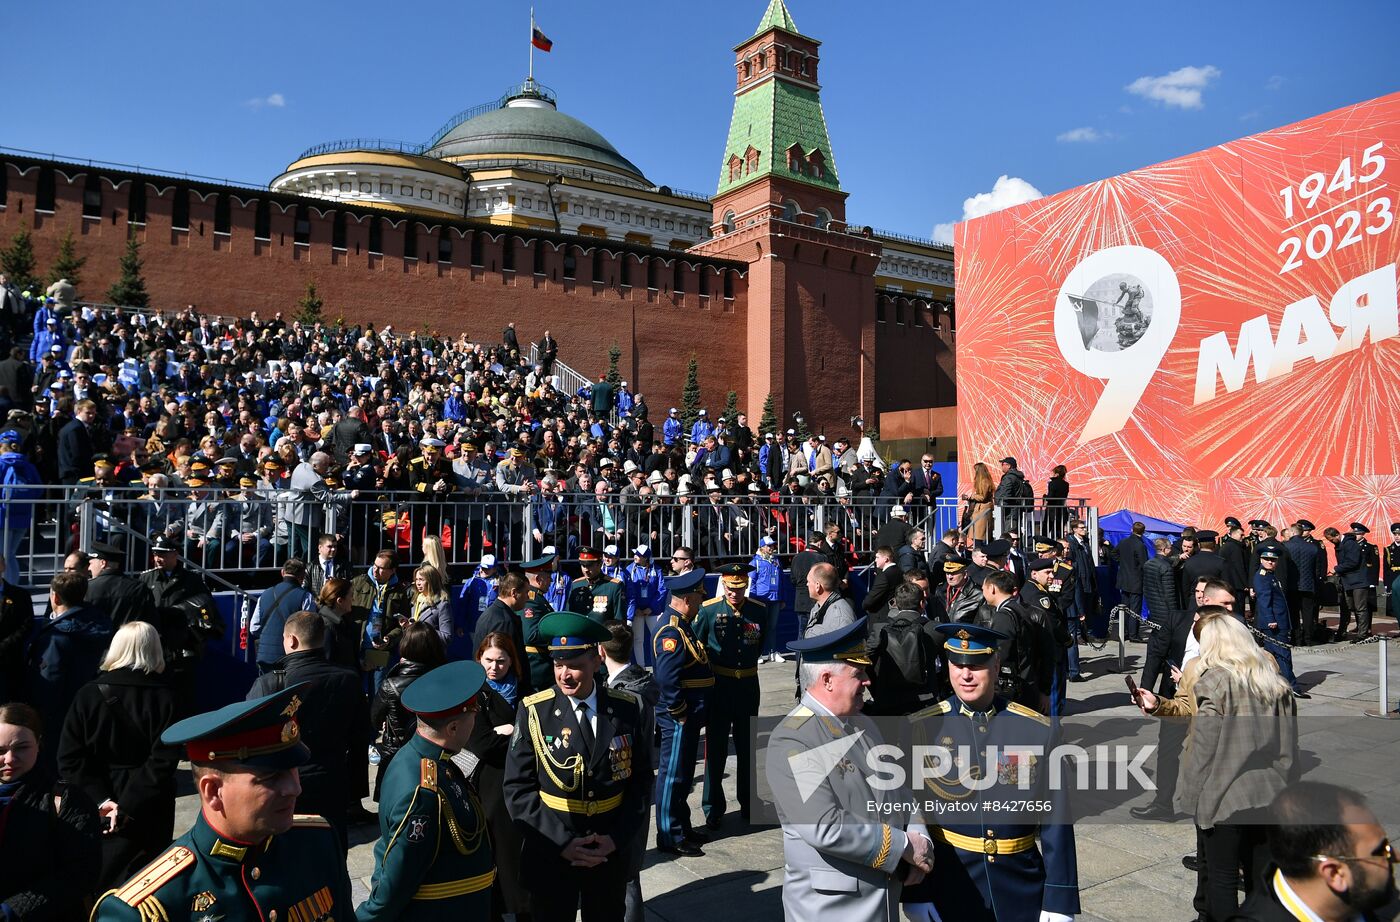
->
[420, 758, 438, 793]
[108, 845, 193, 909]
[290, 814, 331, 829]
[1006, 701, 1052, 726]
[522, 688, 555, 707]
[910, 700, 953, 720]
[781, 704, 813, 730]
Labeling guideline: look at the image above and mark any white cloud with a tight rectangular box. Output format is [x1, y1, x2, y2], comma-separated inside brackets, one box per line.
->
[1125, 65, 1220, 109]
[244, 93, 287, 110]
[1265, 74, 1285, 91]
[1057, 126, 1113, 143]
[931, 175, 1045, 244]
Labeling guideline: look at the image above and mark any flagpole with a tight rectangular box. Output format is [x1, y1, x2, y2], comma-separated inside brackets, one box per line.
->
[529, 6, 534, 81]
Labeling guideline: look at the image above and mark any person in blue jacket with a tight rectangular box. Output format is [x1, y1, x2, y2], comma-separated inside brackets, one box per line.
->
[749, 537, 785, 663]
[454, 555, 500, 645]
[689, 409, 714, 445]
[625, 545, 667, 665]
[663, 408, 682, 446]
[0, 430, 41, 586]
[1255, 548, 1306, 697]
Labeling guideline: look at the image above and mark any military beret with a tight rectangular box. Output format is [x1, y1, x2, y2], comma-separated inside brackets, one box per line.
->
[162, 683, 312, 769]
[934, 623, 1008, 666]
[538, 612, 611, 659]
[665, 569, 706, 594]
[786, 617, 871, 666]
[401, 661, 487, 719]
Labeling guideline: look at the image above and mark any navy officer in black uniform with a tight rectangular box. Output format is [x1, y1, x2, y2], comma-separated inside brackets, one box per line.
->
[651, 568, 713, 857]
[503, 612, 653, 922]
[92, 684, 353, 922]
[902, 623, 1080, 922]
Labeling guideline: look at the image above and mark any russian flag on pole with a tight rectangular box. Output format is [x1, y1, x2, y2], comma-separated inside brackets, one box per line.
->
[531, 26, 553, 52]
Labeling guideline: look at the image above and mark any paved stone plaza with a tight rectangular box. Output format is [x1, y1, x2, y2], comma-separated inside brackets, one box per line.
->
[172, 628, 1399, 921]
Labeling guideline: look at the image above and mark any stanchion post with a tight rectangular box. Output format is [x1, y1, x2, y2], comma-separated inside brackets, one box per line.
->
[1117, 604, 1126, 674]
[1364, 636, 1395, 719]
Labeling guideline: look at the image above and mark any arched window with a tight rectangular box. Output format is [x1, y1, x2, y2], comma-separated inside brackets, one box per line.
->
[501, 237, 516, 271]
[403, 223, 417, 260]
[781, 200, 800, 222]
[438, 233, 453, 264]
[212, 193, 229, 234]
[533, 242, 546, 275]
[331, 211, 346, 250]
[672, 261, 685, 294]
[722, 211, 736, 233]
[293, 204, 310, 245]
[35, 166, 55, 212]
[741, 61, 751, 79]
[814, 208, 831, 230]
[469, 232, 483, 267]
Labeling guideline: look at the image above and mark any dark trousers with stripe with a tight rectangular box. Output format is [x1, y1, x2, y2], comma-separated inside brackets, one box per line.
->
[702, 684, 755, 823]
[654, 708, 703, 846]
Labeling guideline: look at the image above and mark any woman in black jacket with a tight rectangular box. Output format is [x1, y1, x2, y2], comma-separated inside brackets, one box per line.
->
[465, 631, 529, 922]
[1044, 464, 1071, 537]
[57, 620, 180, 890]
[369, 622, 445, 801]
[317, 577, 360, 671]
[1, 702, 102, 920]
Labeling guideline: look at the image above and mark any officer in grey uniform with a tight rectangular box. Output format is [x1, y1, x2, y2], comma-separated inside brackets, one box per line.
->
[767, 617, 933, 921]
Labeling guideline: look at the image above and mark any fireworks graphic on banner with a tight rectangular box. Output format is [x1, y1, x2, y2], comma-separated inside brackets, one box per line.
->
[956, 93, 1400, 533]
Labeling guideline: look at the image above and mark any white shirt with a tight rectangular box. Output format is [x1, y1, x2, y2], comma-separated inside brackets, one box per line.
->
[1183, 630, 1200, 665]
[1272, 869, 1326, 922]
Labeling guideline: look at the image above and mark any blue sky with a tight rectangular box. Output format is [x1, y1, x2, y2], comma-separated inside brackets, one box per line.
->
[5, 0, 1396, 242]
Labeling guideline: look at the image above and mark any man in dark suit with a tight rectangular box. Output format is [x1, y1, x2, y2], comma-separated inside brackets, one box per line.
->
[1218, 524, 1250, 617]
[910, 453, 943, 509]
[860, 546, 903, 619]
[1181, 530, 1228, 613]
[1115, 522, 1149, 640]
[58, 398, 99, 484]
[788, 532, 825, 613]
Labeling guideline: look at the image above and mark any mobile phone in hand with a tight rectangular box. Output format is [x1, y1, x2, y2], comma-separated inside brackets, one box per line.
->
[1124, 675, 1139, 698]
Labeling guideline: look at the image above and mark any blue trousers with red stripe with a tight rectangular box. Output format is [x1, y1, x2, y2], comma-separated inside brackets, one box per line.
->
[654, 707, 704, 847]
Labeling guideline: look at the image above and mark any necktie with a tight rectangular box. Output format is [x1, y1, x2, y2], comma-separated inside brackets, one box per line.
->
[576, 701, 595, 755]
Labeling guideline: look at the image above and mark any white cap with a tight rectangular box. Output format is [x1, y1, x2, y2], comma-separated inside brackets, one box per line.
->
[647, 470, 664, 484]
[698, 409, 707, 415]
[786, 428, 796, 436]
[891, 504, 907, 517]
[748, 483, 761, 493]
[543, 545, 557, 555]
[480, 554, 497, 568]
[623, 460, 639, 474]
[765, 432, 776, 439]
[604, 544, 619, 556]
[818, 434, 827, 442]
[599, 457, 615, 468]
[634, 545, 650, 557]
[620, 381, 628, 387]
[353, 443, 373, 454]
[762, 536, 776, 546]
[721, 468, 735, 480]
[669, 407, 678, 414]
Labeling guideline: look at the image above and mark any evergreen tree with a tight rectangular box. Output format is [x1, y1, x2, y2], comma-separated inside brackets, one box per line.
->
[606, 342, 622, 388]
[758, 392, 777, 436]
[0, 228, 40, 295]
[723, 389, 738, 422]
[680, 353, 702, 430]
[47, 228, 87, 292]
[793, 410, 811, 440]
[295, 280, 324, 324]
[107, 234, 150, 308]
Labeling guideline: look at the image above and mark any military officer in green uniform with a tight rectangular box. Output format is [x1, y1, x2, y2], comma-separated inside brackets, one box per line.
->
[503, 612, 653, 921]
[568, 546, 628, 624]
[357, 660, 495, 920]
[694, 562, 766, 828]
[91, 683, 354, 922]
[520, 553, 561, 690]
[651, 568, 713, 856]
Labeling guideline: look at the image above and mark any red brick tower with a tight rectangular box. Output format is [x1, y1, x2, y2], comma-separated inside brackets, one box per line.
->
[692, 0, 882, 436]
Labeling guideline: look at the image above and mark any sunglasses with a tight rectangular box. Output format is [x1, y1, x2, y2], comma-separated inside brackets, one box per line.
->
[671, 556, 691, 562]
[1314, 838, 1396, 866]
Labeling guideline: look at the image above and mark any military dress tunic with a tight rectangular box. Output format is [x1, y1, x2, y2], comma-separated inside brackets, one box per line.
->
[567, 575, 628, 624]
[651, 611, 713, 846]
[502, 685, 652, 919]
[91, 810, 353, 922]
[903, 696, 1080, 922]
[693, 595, 766, 823]
[357, 732, 495, 921]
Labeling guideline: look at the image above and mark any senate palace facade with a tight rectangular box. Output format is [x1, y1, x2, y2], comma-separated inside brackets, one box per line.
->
[0, 0, 956, 444]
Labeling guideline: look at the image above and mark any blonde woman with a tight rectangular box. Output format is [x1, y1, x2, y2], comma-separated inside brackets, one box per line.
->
[57, 621, 180, 889]
[1173, 609, 1297, 920]
[961, 462, 995, 542]
[407, 562, 454, 648]
[420, 533, 450, 586]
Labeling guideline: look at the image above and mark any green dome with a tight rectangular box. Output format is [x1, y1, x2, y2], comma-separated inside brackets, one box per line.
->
[427, 99, 647, 183]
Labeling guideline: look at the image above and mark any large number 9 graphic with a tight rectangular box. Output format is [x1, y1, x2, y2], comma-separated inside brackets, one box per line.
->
[1054, 246, 1182, 446]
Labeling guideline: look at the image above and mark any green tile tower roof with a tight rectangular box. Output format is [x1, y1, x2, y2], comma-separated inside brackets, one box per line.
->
[717, 2, 840, 197]
[751, 0, 799, 38]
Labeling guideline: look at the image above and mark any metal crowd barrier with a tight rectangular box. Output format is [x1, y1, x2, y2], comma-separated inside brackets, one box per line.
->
[2, 486, 1097, 589]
